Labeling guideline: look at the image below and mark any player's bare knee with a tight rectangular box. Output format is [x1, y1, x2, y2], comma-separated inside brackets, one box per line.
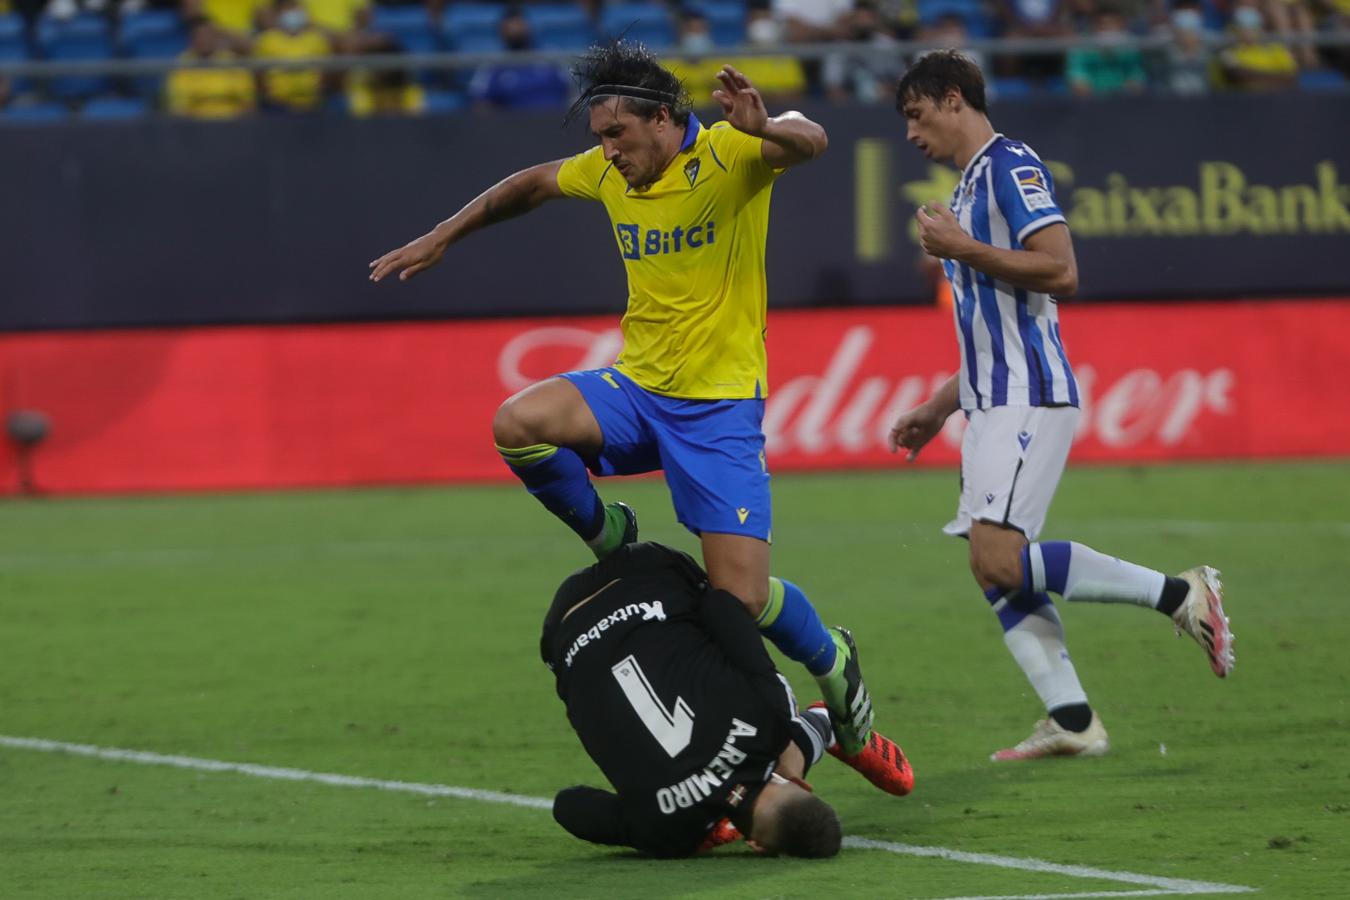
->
[491, 397, 538, 447]
[742, 582, 770, 617]
[969, 538, 1024, 592]
[718, 580, 768, 617]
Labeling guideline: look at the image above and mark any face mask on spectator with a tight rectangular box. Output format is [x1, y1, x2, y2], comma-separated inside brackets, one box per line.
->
[747, 18, 783, 46]
[1171, 9, 1203, 33]
[279, 8, 308, 31]
[681, 32, 715, 54]
[1232, 7, 1263, 30]
[1096, 28, 1128, 46]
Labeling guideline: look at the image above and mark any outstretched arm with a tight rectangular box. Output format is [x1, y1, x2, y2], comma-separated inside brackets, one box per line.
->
[368, 159, 566, 283]
[712, 65, 827, 169]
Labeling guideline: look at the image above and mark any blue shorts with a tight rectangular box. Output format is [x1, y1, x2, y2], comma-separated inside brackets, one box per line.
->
[561, 368, 771, 541]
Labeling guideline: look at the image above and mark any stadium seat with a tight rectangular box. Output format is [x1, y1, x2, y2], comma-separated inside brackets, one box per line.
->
[35, 14, 116, 101]
[81, 95, 151, 120]
[917, 0, 997, 38]
[600, 3, 675, 49]
[451, 32, 505, 55]
[423, 89, 466, 115]
[991, 76, 1034, 99]
[124, 31, 189, 98]
[0, 101, 68, 123]
[118, 9, 182, 45]
[442, 3, 504, 49]
[0, 13, 24, 48]
[523, 4, 594, 51]
[371, 6, 441, 55]
[686, 1, 747, 46]
[0, 42, 31, 95]
[1298, 69, 1349, 92]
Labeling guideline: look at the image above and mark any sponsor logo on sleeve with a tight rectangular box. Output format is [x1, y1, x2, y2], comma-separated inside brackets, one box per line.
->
[1012, 165, 1056, 212]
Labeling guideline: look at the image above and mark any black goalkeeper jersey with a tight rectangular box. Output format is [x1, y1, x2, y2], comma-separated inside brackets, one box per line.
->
[540, 542, 796, 858]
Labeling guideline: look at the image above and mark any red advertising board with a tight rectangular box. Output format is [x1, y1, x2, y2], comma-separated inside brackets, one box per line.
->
[1, 300, 1347, 495]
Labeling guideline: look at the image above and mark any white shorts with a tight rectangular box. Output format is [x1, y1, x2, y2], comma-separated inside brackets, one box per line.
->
[943, 405, 1079, 542]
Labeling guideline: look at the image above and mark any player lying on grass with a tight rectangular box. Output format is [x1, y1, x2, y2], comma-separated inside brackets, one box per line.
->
[541, 542, 914, 858]
[369, 40, 876, 757]
[889, 50, 1234, 761]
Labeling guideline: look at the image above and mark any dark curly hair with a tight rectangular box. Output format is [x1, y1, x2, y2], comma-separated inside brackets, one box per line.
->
[566, 39, 692, 127]
[896, 49, 987, 114]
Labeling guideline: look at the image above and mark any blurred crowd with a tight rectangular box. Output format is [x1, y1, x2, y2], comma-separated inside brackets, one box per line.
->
[0, 0, 1346, 121]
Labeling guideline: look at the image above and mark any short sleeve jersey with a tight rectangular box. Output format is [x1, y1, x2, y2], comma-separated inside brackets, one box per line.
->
[556, 116, 781, 400]
[541, 543, 794, 856]
[945, 134, 1079, 410]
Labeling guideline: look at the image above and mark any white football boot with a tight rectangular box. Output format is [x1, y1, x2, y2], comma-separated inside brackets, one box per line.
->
[991, 712, 1110, 762]
[1174, 566, 1234, 678]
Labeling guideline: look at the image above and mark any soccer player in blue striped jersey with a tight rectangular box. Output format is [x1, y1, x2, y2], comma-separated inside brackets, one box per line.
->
[887, 51, 1235, 761]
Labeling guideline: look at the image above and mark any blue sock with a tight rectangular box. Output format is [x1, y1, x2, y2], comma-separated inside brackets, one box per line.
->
[498, 443, 604, 541]
[985, 585, 1055, 633]
[758, 577, 838, 676]
[1022, 541, 1072, 595]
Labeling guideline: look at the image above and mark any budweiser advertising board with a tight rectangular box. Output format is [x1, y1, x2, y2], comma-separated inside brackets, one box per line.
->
[0, 301, 1346, 494]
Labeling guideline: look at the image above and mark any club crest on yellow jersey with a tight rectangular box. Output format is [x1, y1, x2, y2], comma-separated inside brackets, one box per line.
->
[684, 156, 701, 188]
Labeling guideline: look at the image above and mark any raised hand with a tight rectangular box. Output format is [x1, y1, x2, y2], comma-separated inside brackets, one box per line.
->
[712, 65, 768, 137]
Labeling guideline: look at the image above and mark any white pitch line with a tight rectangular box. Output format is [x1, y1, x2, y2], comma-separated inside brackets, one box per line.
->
[843, 838, 1253, 895]
[0, 734, 549, 811]
[924, 892, 1206, 900]
[1, 735, 1254, 899]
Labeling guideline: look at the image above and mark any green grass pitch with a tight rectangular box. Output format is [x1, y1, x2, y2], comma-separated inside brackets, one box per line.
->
[2, 461, 1348, 898]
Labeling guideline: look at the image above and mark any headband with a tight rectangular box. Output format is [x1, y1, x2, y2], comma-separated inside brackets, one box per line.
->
[586, 84, 678, 105]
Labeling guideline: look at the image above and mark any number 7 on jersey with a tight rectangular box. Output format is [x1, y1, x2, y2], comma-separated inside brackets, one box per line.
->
[611, 654, 695, 757]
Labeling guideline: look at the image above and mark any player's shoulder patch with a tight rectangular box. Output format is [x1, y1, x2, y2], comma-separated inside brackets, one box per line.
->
[1007, 161, 1055, 212]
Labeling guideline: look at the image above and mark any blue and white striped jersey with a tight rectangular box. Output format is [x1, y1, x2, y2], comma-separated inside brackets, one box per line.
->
[944, 133, 1079, 411]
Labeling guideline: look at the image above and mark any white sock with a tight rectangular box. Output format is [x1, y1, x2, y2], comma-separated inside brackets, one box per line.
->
[1028, 541, 1166, 608]
[1002, 602, 1089, 712]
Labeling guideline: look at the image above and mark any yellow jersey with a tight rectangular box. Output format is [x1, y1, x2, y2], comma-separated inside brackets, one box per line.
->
[254, 28, 331, 111]
[202, 0, 267, 35]
[665, 57, 806, 106]
[165, 51, 257, 119]
[556, 116, 780, 399]
[302, 0, 368, 33]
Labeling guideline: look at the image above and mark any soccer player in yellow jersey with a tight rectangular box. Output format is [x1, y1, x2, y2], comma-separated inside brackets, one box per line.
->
[369, 42, 874, 753]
